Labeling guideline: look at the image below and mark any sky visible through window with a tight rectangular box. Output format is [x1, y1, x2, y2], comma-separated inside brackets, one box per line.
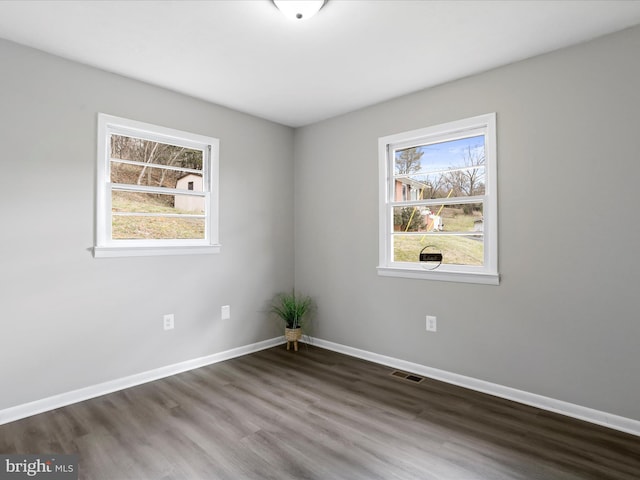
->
[416, 134, 484, 172]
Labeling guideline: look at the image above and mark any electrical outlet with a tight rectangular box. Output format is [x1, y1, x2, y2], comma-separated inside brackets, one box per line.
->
[426, 315, 437, 332]
[221, 305, 231, 320]
[163, 314, 174, 330]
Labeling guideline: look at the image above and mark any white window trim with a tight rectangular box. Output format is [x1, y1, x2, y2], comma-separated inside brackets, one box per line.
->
[378, 113, 499, 285]
[94, 113, 221, 258]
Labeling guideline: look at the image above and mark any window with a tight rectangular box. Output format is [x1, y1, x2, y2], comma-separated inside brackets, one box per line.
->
[378, 113, 498, 284]
[94, 114, 220, 258]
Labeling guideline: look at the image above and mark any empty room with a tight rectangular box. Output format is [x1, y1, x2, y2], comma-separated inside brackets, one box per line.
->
[0, 1, 639, 479]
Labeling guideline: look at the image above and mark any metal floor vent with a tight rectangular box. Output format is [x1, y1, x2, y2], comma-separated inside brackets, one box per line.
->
[390, 370, 425, 383]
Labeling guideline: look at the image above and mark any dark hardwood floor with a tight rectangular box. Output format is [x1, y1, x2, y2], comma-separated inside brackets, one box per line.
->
[1, 345, 639, 479]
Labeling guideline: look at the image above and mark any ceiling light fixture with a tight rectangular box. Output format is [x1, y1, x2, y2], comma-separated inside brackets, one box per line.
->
[273, 0, 327, 21]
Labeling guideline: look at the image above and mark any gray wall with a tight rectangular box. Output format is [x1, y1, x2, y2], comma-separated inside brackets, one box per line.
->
[0, 39, 294, 410]
[294, 25, 640, 421]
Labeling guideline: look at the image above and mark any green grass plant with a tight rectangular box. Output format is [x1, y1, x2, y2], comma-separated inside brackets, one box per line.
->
[271, 292, 312, 330]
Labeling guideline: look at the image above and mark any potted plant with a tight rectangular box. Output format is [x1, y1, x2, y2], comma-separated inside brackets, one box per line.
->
[270, 291, 312, 352]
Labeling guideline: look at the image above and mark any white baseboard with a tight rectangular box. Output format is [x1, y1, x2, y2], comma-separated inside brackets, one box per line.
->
[0, 336, 284, 426]
[4, 335, 639, 438]
[305, 337, 640, 437]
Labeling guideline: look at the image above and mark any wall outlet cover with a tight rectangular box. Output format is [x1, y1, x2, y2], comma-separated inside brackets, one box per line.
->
[163, 314, 175, 330]
[426, 315, 437, 332]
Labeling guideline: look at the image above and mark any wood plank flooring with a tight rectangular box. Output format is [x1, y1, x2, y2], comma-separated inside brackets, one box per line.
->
[1, 345, 639, 479]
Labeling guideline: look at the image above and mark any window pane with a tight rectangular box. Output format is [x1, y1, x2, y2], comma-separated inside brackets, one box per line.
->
[394, 135, 485, 200]
[112, 216, 205, 240]
[110, 135, 203, 188]
[393, 203, 483, 233]
[110, 161, 204, 190]
[111, 135, 203, 169]
[394, 168, 485, 201]
[392, 201, 484, 265]
[392, 234, 483, 266]
[113, 191, 205, 214]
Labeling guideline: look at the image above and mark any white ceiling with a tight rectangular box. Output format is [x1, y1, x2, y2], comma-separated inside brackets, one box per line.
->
[1, 0, 640, 127]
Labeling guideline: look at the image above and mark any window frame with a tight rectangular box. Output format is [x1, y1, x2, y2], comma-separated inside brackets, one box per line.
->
[377, 113, 498, 285]
[94, 113, 220, 258]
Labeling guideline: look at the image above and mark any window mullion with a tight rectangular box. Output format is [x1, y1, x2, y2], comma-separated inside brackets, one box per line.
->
[112, 213, 206, 220]
[108, 126, 209, 151]
[111, 183, 206, 197]
[110, 158, 203, 176]
[390, 195, 485, 208]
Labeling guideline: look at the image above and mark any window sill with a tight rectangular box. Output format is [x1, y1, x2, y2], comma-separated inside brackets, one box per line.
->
[93, 244, 221, 258]
[377, 266, 499, 285]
